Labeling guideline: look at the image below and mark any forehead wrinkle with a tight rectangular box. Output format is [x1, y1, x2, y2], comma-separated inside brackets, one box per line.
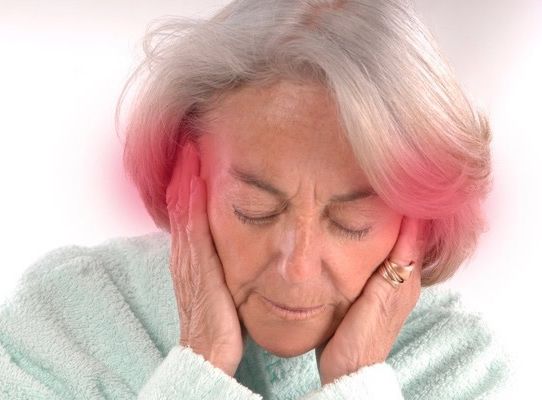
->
[228, 164, 375, 205]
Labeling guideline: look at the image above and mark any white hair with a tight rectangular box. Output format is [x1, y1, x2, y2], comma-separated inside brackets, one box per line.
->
[115, 0, 493, 287]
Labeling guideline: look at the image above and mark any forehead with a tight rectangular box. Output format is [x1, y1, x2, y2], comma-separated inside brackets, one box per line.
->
[201, 81, 354, 160]
[197, 81, 375, 201]
[228, 163, 376, 204]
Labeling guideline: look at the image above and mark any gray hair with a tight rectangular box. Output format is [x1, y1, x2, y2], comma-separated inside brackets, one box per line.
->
[115, 0, 493, 287]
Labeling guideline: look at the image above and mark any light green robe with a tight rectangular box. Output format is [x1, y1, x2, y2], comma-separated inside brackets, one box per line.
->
[0, 231, 512, 399]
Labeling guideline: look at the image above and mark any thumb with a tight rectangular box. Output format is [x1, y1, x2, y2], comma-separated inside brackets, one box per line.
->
[315, 336, 331, 365]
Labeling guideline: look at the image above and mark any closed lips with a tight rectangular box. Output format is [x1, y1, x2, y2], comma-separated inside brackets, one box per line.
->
[264, 297, 324, 311]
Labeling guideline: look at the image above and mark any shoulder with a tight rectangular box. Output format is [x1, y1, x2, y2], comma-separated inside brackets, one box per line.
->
[2, 231, 176, 341]
[13, 230, 170, 287]
[0, 231, 178, 397]
[388, 285, 514, 399]
[4, 231, 173, 307]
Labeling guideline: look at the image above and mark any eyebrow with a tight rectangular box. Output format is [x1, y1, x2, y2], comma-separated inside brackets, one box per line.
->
[228, 165, 376, 203]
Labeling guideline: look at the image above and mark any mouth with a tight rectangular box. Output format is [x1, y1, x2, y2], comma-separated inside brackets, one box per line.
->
[263, 297, 324, 312]
[261, 295, 327, 321]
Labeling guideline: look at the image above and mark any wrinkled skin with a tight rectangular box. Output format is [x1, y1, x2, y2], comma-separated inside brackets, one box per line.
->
[166, 79, 425, 380]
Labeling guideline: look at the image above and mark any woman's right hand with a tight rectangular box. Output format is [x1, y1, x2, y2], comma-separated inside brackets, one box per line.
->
[166, 141, 245, 377]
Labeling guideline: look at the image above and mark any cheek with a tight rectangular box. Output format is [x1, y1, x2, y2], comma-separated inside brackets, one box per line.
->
[367, 223, 401, 267]
[366, 216, 402, 269]
[207, 196, 260, 292]
[335, 217, 402, 298]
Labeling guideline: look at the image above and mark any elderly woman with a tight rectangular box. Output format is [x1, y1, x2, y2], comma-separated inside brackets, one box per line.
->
[0, 0, 512, 399]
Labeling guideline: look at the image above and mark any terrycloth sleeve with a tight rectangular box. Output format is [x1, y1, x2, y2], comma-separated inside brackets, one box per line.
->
[0, 310, 260, 400]
[296, 286, 512, 400]
[0, 237, 513, 400]
[392, 289, 514, 399]
[0, 242, 263, 400]
[137, 345, 261, 399]
[297, 361, 403, 400]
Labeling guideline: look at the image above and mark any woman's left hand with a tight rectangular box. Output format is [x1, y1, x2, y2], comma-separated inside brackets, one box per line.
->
[316, 216, 426, 385]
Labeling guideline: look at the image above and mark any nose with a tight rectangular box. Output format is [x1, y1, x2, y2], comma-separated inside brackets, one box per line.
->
[278, 216, 322, 284]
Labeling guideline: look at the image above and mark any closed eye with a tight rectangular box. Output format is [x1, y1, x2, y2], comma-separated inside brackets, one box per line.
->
[232, 207, 372, 241]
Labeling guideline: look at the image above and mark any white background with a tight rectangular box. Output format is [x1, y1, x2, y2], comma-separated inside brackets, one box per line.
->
[1, 0, 540, 397]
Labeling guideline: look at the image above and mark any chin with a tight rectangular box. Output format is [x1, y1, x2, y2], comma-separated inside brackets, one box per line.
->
[241, 316, 334, 358]
[238, 293, 338, 357]
[254, 339, 318, 358]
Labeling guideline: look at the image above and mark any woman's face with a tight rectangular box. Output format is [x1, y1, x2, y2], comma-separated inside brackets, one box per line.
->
[196, 80, 402, 357]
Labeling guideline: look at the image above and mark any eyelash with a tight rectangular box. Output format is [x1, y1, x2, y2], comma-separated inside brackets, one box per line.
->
[233, 209, 372, 241]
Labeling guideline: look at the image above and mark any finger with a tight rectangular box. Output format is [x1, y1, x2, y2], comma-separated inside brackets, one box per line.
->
[186, 175, 223, 282]
[388, 216, 420, 268]
[372, 216, 421, 299]
[177, 142, 201, 282]
[167, 144, 190, 261]
[166, 143, 188, 213]
[177, 141, 201, 227]
[168, 143, 196, 287]
[387, 217, 424, 306]
[416, 219, 428, 260]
